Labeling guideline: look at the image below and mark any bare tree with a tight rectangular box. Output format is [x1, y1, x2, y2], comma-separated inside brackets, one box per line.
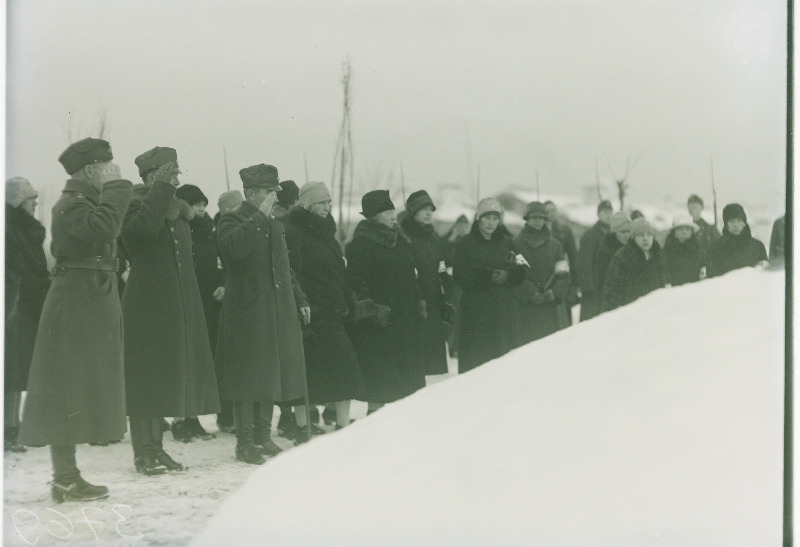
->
[604, 152, 643, 210]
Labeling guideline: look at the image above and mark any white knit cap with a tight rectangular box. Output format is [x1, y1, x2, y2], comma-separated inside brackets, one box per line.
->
[6, 177, 37, 208]
[298, 181, 332, 210]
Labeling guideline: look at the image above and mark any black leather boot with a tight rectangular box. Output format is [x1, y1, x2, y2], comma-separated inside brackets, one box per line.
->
[235, 426, 265, 465]
[134, 453, 167, 475]
[51, 477, 109, 503]
[185, 417, 216, 440]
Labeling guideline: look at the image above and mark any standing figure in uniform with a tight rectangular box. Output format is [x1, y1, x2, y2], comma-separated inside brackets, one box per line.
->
[216, 164, 311, 464]
[577, 200, 613, 321]
[19, 138, 133, 502]
[121, 147, 220, 475]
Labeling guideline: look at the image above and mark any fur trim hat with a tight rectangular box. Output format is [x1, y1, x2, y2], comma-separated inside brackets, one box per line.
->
[175, 184, 208, 206]
[6, 177, 38, 208]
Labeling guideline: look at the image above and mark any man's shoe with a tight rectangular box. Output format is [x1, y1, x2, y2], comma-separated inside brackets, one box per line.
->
[257, 436, 284, 458]
[216, 420, 236, 434]
[185, 417, 216, 440]
[154, 449, 187, 472]
[51, 478, 109, 503]
[134, 454, 167, 476]
[171, 420, 194, 443]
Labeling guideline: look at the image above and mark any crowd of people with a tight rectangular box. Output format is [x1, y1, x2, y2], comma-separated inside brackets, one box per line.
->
[4, 136, 785, 503]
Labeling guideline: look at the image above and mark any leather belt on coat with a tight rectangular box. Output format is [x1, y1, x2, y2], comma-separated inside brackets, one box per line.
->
[56, 256, 119, 272]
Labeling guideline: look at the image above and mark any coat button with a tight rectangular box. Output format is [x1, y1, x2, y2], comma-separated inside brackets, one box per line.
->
[170, 227, 175, 232]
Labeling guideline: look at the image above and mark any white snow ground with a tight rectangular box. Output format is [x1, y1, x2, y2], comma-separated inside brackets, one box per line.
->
[3, 268, 786, 546]
[196, 268, 785, 547]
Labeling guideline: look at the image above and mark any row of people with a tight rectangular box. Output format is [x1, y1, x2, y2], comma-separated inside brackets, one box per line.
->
[5, 136, 783, 503]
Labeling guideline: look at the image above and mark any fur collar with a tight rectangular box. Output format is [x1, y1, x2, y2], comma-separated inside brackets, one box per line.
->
[352, 219, 405, 248]
[400, 215, 435, 239]
[287, 206, 337, 237]
[6, 204, 46, 244]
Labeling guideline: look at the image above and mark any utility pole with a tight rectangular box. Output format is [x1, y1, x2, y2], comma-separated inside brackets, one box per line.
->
[710, 155, 719, 229]
[303, 152, 310, 184]
[331, 59, 354, 245]
[223, 146, 230, 191]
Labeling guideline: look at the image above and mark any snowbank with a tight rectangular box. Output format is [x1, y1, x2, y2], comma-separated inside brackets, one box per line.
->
[196, 269, 785, 546]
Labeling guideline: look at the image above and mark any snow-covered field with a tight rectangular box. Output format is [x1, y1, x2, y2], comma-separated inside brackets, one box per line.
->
[4, 268, 786, 545]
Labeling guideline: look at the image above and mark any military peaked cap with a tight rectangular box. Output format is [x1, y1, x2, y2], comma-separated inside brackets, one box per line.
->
[58, 138, 113, 175]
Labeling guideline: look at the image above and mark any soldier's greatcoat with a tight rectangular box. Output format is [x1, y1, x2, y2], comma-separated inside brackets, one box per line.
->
[215, 201, 308, 403]
[19, 179, 133, 446]
[121, 181, 220, 417]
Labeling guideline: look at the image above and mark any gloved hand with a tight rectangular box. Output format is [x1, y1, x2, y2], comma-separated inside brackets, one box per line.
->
[531, 292, 546, 305]
[490, 269, 509, 285]
[442, 302, 456, 325]
[542, 289, 555, 303]
[375, 304, 392, 327]
[417, 300, 428, 320]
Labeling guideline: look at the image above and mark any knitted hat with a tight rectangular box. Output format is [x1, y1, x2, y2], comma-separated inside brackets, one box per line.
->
[58, 138, 113, 175]
[277, 180, 300, 205]
[722, 203, 747, 225]
[298, 181, 332, 210]
[671, 212, 699, 233]
[175, 184, 208, 206]
[406, 190, 436, 216]
[475, 197, 503, 220]
[630, 217, 655, 237]
[135, 146, 178, 177]
[239, 164, 280, 190]
[597, 200, 613, 214]
[6, 177, 38, 208]
[360, 190, 395, 218]
[217, 190, 245, 214]
[523, 201, 547, 220]
[687, 194, 704, 207]
[609, 211, 632, 233]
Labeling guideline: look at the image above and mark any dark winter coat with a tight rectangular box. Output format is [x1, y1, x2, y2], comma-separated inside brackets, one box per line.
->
[550, 220, 578, 297]
[345, 219, 426, 403]
[188, 213, 224, 354]
[400, 215, 453, 375]
[453, 222, 526, 373]
[593, 232, 625, 294]
[512, 224, 569, 344]
[284, 207, 365, 403]
[577, 221, 609, 320]
[695, 217, 721, 257]
[706, 225, 768, 278]
[19, 179, 133, 446]
[601, 239, 670, 312]
[769, 216, 785, 268]
[216, 201, 308, 403]
[121, 182, 220, 418]
[5, 205, 49, 392]
[663, 231, 705, 286]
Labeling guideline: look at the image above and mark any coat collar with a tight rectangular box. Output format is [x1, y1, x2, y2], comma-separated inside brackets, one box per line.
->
[63, 179, 101, 205]
[400, 214, 435, 239]
[518, 223, 551, 248]
[287, 206, 337, 237]
[353, 219, 401, 248]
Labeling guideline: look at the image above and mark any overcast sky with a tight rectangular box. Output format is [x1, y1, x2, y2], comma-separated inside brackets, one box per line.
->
[5, 0, 787, 217]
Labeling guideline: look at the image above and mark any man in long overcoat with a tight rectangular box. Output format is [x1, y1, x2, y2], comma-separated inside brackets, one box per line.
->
[121, 147, 220, 475]
[216, 164, 310, 464]
[19, 138, 133, 502]
[577, 200, 612, 321]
